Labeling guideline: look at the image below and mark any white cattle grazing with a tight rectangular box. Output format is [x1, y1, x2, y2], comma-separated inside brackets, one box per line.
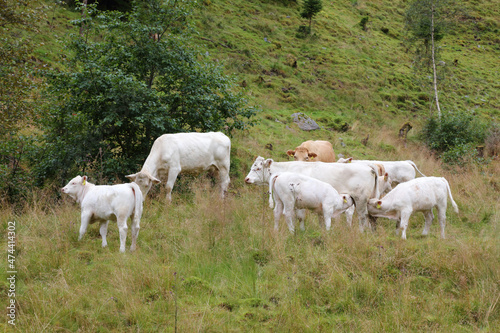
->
[126, 132, 231, 202]
[343, 163, 392, 227]
[269, 172, 354, 232]
[244, 156, 379, 231]
[367, 177, 459, 239]
[287, 140, 336, 162]
[337, 157, 426, 184]
[61, 175, 143, 253]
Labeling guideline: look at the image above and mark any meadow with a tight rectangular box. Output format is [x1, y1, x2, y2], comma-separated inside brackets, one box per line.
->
[1, 0, 499, 331]
[2, 130, 499, 332]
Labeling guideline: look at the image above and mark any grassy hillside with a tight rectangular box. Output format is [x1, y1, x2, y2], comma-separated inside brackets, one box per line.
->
[1, 0, 499, 331]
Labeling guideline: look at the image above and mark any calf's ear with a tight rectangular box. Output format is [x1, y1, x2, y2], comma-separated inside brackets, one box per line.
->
[264, 159, 273, 168]
[308, 152, 318, 159]
[150, 175, 161, 184]
[376, 200, 382, 209]
[286, 150, 295, 157]
[125, 173, 137, 181]
[348, 157, 353, 163]
[384, 172, 389, 181]
[82, 175, 88, 185]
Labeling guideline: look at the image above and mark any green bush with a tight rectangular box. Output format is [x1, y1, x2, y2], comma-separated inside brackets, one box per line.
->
[420, 111, 487, 164]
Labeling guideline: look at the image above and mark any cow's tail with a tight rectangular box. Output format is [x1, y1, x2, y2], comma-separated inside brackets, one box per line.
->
[442, 178, 459, 213]
[131, 182, 144, 226]
[367, 164, 380, 199]
[268, 174, 279, 209]
[406, 160, 426, 177]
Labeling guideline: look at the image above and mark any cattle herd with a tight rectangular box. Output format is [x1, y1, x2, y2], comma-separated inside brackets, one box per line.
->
[61, 132, 459, 252]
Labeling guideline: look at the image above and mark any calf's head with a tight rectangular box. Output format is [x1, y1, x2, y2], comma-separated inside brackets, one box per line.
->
[367, 198, 386, 216]
[61, 175, 87, 201]
[244, 156, 273, 185]
[341, 194, 354, 209]
[126, 171, 160, 197]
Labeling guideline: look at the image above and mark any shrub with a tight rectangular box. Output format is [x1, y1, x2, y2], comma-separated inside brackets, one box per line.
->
[420, 110, 486, 154]
[484, 124, 500, 157]
[296, 25, 311, 38]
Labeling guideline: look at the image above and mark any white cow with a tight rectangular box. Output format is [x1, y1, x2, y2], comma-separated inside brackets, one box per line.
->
[126, 132, 231, 202]
[343, 163, 392, 227]
[337, 157, 426, 184]
[61, 175, 143, 253]
[269, 172, 354, 232]
[367, 177, 459, 239]
[244, 156, 379, 231]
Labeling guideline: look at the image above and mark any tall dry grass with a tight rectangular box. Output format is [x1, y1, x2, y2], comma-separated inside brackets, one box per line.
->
[3, 148, 498, 332]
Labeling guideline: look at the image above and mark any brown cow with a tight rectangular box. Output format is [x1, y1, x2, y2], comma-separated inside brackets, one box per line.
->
[286, 140, 336, 162]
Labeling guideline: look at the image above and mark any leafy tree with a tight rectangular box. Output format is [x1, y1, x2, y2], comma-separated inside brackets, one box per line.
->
[404, 0, 459, 118]
[0, 0, 43, 202]
[36, 0, 256, 184]
[300, 0, 323, 33]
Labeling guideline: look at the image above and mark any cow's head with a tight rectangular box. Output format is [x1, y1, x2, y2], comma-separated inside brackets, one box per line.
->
[286, 147, 317, 161]
[244, 156, 273, 185]
[126, 171, 161, 197]
[61, 175, 87, 201]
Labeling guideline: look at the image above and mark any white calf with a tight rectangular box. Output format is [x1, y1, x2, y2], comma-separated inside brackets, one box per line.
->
[61, 175, 143, 252]
[367, 177, 459, 239]
[269, 172, 354, 233]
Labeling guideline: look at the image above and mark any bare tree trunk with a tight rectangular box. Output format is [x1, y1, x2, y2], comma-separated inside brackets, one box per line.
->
[79, 0, 88, 37]
[430, 2, 442, 119]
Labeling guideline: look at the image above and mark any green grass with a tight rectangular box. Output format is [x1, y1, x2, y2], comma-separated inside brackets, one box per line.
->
[2, 0, 499, 331]
[2, 164, 499, 331]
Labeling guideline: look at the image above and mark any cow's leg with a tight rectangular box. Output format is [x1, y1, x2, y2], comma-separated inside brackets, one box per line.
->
[422, 210, 434, 236]
[297, 209, 306, 231]
[323, 207, 334, 231]
[399, 211, 412, 240]
[165, 167, 180, 202]
[437, 206, 447, 239]
[273, 199, 284, 231]
[283, 207, 295, 233]
[395, 219, 401, 236]
[79, 210, 92, 241]
[116, 217, 128, 253]
[130, 218, 140, 252]
[219, 165, 230, 199]
[354, 199, 370, 232]
[345, 205, 355, 227]
[99, 221, 109, 248]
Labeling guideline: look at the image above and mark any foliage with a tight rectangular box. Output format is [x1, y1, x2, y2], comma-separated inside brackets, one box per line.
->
[36, 0, 256, 184]
[420, 110, 487, 163]
[404, 0, 460, 117]
[300, 0, 323, 32]
[404, 0, 459, 70]
[359, 16, 369, 31]
[0, 0, 44, 202]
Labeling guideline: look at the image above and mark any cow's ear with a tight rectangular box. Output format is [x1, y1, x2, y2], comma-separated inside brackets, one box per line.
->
[348, 157, 353, 163]
[82, 175, 88, 185]
[151, 176, 161, 184]
[376, 200, 382, 209]
[384, 172, 389, 181]
[342, 195, 348, 203]
[308, 152, 318, 158]
[125, 173, 137, 181]
[286, 150, 295, 157]
[264, 159, 273, 168]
